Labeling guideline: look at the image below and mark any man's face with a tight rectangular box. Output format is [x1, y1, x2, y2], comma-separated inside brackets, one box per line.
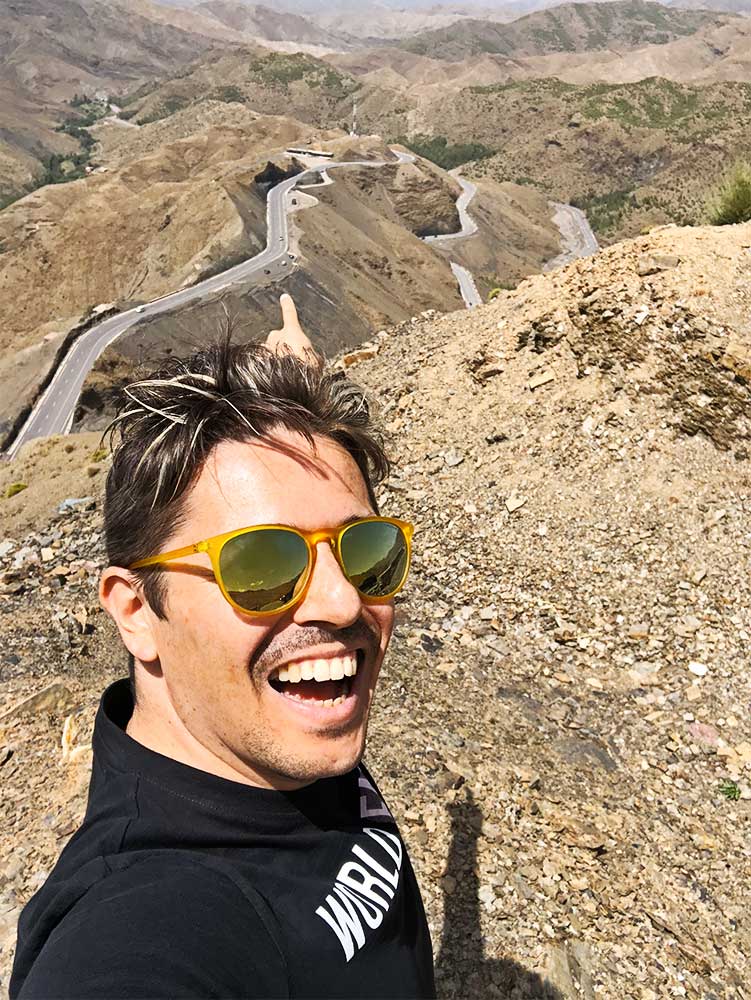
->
[143, 430, 395, 789]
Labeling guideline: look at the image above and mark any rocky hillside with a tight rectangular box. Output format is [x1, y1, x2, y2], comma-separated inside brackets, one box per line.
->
[1, 218, 750, 999]
[397, 0, 733, 60]
[0, 0, 247, 202]
[425, 76, 751, 242]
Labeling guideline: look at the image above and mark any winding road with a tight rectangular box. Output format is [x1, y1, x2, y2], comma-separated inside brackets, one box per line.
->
[543, 202, 599, 271]
[425, 172, 482, 308]
[6, 149, 600, 455]
[7, 147, 481, 457]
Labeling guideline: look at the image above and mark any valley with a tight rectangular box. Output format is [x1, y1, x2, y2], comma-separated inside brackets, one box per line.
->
[2, 5, 751, 994]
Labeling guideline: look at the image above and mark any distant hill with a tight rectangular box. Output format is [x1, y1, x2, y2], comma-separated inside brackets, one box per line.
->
[118, 47, 366, 129]
[398, 0, 735, 59]
[0, 0, 244, 203]
[661, 0, 751, 10]
[195, 1, 355, 48]
[423, 75, 751, 242]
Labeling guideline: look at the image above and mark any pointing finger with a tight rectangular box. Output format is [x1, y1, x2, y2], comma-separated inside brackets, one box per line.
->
[280, 293, 300, 331]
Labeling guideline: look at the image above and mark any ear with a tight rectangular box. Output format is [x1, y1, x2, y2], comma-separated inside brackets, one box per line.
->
[100, 567, 160, 665]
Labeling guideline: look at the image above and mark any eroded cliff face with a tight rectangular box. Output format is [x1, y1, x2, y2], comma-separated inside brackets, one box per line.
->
[331, 158, 462, 238]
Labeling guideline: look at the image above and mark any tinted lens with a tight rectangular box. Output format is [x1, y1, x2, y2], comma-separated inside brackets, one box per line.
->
[219, 529, 309, 613]
[340, 520, 409, 598]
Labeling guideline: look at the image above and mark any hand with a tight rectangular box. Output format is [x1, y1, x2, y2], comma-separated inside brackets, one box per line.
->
[265, 294, 316, 361]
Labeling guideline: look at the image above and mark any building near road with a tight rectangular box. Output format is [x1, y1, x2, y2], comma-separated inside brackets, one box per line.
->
[286, 148, 334, 159]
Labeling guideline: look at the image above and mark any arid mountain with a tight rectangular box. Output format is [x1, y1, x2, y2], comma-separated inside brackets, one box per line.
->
[398, 0, 736, 59]
[195, 1, 355, 48]
[1, 112, 514, 442]
[523, 16, 751, 83]
[0, 0, 240, 106]
[119, 47, 377, 131]
[329, 11, 751, 97]
[386, 76, 751, 242]
[0, 0, 245, 201]
[661, 0, 751, 9]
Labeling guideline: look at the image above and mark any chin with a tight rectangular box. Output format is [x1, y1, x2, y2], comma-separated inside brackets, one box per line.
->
[288, 728, 367, 784]
[311, 732, 367, 779]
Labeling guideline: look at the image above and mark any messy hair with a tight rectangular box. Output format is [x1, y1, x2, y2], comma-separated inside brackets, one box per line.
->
[104, 340, 390, 620]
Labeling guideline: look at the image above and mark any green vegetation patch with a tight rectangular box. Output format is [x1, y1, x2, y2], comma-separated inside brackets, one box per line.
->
[139, 95, 193, 125]
[4, 482, 28, 500]
[572, 188, 636, 236]
[706, 160, 751, 226]
[470, 78, 576, 97]
[395, 134, 496, 170]
[719, 779, 741, 801]
[581, 78, 699, 129]
[247, 53, 356, 100]
[211, 85, 246, 104]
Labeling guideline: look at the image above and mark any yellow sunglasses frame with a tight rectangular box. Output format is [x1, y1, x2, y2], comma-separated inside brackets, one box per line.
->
[129, 516, 414, 618]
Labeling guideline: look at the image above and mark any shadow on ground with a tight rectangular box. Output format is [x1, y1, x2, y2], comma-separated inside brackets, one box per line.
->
[435, 787, 565, 999]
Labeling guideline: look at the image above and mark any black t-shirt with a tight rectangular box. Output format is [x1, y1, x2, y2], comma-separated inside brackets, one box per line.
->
[11, 679, 435, 999]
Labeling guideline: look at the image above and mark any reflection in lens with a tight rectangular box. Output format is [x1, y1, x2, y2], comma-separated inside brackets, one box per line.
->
[220, 529, 309, 612]
[340, 521, 408, 598]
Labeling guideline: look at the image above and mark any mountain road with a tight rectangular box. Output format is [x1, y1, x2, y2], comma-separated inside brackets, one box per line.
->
[6, 147, 479, 455]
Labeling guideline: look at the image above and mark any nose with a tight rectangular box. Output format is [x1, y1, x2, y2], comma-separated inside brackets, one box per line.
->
[293, 540, 362, 628]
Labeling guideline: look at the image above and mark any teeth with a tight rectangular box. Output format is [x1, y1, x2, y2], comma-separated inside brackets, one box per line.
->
[287, 663, 301, 683]
[271, 652, 358, 685]
[329, 660, 345, 681]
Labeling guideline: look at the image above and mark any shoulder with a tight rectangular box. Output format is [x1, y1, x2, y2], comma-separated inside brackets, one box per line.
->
[18, 853, 288, 999]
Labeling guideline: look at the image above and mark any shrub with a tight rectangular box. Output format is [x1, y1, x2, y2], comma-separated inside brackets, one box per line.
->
[706, 161, 751, 226]
[393, 134, 495, 170]
[4, 482, 28, 499]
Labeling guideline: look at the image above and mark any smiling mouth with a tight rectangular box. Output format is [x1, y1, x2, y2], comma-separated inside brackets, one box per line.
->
[268, 651, 361, 709]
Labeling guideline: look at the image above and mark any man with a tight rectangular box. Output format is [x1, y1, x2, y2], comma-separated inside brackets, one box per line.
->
[11, 295, 435, 999]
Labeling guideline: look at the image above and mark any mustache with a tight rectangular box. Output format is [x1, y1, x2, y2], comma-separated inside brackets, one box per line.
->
[252, 619, 381, 675]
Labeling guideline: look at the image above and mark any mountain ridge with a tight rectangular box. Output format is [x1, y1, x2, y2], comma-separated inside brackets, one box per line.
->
[397, 0, 738, 59]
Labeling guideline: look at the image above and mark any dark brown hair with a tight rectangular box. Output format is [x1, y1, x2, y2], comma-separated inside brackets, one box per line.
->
[104, 340, 389, 620]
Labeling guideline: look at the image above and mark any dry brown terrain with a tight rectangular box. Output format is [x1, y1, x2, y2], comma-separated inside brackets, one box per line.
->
[119, 46, 367, 129]
[416, 77, 751, 242]
[438, 177, 561, 297]
[522, 15, 751, 84]
[331, 13, 751, 100]
[0, 115, 320, 441]
[0, 0, 251, 201]
[194, 0, 354, 48]
[1, 217, 750, 998]
[398, 0, 732, 60]
[69, 152, 470, 432]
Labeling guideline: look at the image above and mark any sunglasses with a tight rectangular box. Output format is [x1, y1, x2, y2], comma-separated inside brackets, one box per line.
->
[129, 516, 414, 617]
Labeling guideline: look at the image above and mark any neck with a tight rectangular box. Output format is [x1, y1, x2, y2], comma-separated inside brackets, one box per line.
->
[126, 670, 304, 791]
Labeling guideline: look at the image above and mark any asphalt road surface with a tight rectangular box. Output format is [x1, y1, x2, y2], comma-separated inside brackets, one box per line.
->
[543, 202, 599, 272]
[450, 262, 483, 309]
[6, 147, 479, 456]
[424, 172, 479, 245]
